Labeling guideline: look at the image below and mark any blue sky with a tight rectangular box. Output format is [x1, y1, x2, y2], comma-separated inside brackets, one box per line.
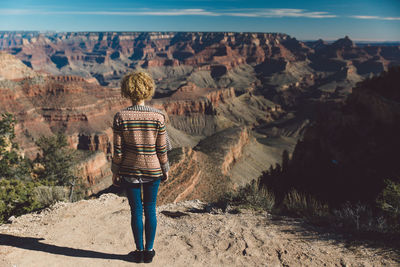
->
[0, 0, 399, 41]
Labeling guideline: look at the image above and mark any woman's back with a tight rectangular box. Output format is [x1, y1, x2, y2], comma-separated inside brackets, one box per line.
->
[111, 104, 171, 184]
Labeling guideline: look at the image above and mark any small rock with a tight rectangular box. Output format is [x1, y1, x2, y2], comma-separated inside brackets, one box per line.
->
[340, 258, 348, 267]
[8, 215, 16, 223]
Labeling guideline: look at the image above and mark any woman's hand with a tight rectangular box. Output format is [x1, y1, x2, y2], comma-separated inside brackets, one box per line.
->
[112, 174, 121, 187]
[162, 172, 169, 182]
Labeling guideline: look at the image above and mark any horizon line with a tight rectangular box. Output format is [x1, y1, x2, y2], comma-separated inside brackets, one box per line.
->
[0, 30, 399, 42]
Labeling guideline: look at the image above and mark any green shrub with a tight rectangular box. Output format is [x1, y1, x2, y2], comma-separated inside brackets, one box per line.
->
[217, 180, 275, 212]
[240, 182, 275, 212]
[283, 189, 329, 218]
[34, 132, 79, 186]
[33, 185, 70, 206]
[333, 202, 389, 233]
[0, 178, 43, 223]
[375, 179, 400, 232]
[377, 179, 400, 216]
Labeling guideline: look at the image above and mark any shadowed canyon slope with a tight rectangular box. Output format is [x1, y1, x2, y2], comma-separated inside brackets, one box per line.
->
[1, 32, 400, 200]
[259, 66, 400, 206]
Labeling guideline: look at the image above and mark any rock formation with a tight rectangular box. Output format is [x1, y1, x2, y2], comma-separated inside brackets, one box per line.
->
[1, 31, 398, 100]
[0, 52, 290, 198]
[260, 66, 400, 205]
[158, 125, 295, 204]
[0, 31, 399, 200]
[0, 52, 38, 80]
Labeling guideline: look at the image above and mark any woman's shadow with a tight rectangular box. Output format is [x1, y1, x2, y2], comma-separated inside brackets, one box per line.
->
[0, 233, 132, 262]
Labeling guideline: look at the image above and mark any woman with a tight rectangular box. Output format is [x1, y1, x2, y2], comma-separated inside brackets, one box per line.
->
[111, 71, 172, 263]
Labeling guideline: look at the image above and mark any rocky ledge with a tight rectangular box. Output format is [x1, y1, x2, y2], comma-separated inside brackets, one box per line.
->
[0, 194, 398, 266]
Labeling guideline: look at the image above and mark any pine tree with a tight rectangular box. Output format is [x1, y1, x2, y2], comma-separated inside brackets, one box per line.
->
[0, 113, 31, 179]
[34, 133, 79, 186]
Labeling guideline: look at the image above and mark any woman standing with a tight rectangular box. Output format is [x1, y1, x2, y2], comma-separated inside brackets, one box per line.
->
[111, 71, 172, 263]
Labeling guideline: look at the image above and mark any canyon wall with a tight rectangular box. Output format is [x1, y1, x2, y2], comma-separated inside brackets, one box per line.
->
[1, 31, 399, 202]
[275, 67, 400, 205]
[1, 32, 399, 105]
[0, 53, 287, 198]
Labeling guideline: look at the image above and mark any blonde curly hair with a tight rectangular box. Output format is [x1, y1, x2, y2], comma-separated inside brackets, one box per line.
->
[120, 71, 155, 103]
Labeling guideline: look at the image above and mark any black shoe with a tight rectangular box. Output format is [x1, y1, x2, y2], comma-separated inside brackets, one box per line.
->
[128, 250, 143, 263]
[143, 249, 156, 263]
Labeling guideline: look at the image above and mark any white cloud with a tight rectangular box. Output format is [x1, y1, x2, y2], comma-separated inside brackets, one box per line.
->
[2, 8, 398, 21]
[222, 8, 337, 18]
[56, 9, 219, 16]
[351, 15, 381, 19]
[0, 9, 32, 15]
[351, 15, 400, 20]
[383, 17, 400, 20]
[0, 7, 337, 18]
[267, 9, 337, 18]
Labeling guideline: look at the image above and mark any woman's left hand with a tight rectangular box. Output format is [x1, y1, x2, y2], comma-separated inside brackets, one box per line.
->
[112, 174, 121, 187]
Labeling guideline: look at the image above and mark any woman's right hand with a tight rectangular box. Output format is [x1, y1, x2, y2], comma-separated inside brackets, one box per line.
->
[162, 172, 169, 182]
[112, 174, 121, 187]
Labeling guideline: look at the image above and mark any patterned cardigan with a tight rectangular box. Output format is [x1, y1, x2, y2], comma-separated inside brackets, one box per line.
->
[111, 105, 172, 183]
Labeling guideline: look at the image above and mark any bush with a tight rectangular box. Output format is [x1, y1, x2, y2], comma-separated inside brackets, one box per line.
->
[0, 178, 42, 223]
[33, 185, 70, 206]
[376, 179, 400, 232]
[217, 180, 275, 212]
[240, 182, 276, 212]
[333, 202, 388, 233]
[283, 189, 329, 218]
[377, 179, 400, 217]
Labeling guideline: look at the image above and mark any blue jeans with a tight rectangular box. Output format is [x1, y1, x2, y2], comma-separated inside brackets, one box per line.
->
[125, 179, 161, 251]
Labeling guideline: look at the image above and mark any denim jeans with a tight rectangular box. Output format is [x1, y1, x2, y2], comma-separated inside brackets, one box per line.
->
[125, 179, 161, 251]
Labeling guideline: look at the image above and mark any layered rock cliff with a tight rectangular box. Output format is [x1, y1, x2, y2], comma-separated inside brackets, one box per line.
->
[0, 52, 39, 80]
[1, 31, 399, 200]
[263, 66, 400, 205]
[0, 52, 290, 198]
[159, 125, 296, 204]
[1, 32, 399, 108]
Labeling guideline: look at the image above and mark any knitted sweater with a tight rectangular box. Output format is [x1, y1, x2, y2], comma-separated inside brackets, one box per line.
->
[111, 105, 172, 183]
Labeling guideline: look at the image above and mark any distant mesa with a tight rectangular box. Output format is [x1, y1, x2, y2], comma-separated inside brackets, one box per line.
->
[305, 39, 328, 50]
[0, 32, 398, 88]
[331, 35, 356, 49]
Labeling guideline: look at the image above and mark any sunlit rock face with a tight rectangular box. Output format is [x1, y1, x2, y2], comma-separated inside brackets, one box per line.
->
[0, 31, 399, 200]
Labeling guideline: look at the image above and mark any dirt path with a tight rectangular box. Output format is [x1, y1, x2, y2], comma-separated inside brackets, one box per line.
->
[0, 194, 398, 267]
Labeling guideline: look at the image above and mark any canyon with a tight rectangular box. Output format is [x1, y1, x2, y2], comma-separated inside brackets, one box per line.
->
[0, 31, 399, 201]
[268, 66, 400, 205]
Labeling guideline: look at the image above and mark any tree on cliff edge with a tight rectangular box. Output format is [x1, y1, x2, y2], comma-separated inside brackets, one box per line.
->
[34, 133, 79, 187]
[0, 113, 31, 180]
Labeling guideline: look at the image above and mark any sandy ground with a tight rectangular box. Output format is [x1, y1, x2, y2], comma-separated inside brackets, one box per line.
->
[0, 194, 398, 267]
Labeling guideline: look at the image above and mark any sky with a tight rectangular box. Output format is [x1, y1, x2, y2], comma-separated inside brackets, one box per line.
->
[0, 0, 399, 41]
